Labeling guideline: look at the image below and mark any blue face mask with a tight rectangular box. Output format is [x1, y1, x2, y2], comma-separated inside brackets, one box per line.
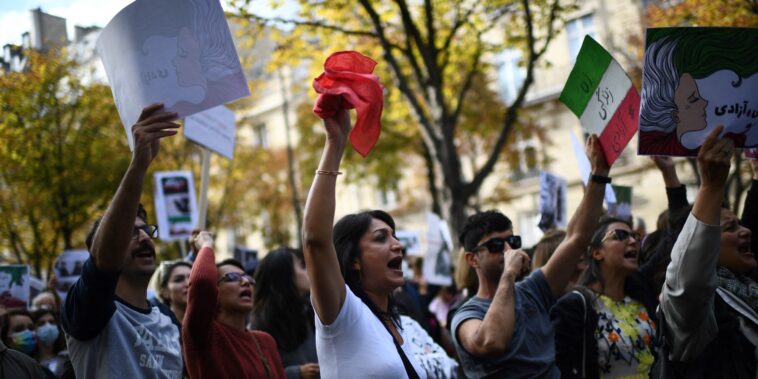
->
[11, 330, 36, 355]
[36, 323, 59, 346]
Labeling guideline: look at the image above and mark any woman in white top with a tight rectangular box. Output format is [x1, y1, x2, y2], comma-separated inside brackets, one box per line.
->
[302, 105, 454, 379]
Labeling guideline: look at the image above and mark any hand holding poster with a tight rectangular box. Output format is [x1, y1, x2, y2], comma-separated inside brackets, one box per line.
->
[639, 28, 758, 156]
[560, 36, 639, 166]
[97, 0, 250, 150]
[184, 105, 237, 159]
[0, 265, 30, 309]
[154, 171, 198, 241]
[569, 130, 617, 205]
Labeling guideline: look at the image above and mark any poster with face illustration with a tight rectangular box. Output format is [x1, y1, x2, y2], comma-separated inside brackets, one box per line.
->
[0, 265, 30, 309]
[54, 250, 89, 301]
[639, 28, 758, 156]
[97, 0, 250, 150]
[154, 171, 198, 241]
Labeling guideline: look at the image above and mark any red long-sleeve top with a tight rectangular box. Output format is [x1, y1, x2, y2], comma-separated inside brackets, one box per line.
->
[183, 246, 285, 379]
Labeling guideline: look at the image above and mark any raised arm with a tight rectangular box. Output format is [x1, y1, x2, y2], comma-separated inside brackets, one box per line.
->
[90, 103, 179, 272]
[456, 249, 530, 357]
[302, 108, 351, 325]
[541, 134, 610, 297]
[661, 126, 733, 361]
[742, 159, 758, 255]
[184, 231, 217, 349]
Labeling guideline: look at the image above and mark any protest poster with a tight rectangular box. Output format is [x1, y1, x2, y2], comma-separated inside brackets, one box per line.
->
[233, 247, 259, 272]
[396, 230, 422, 257]
[0, 265, 30, 309]
[53, 249, 89, 301]
[746, 148, 758, 160]
[423, 213, 453, 286]
[154, 171, 198, 241]
[609, 185, 633, 222]
[569, 130, 617, 206]
[97, 0, 250, 150]
[538, 172, 568, 231]
[639, 28, 758, 156]
[560, 36, 639, 166]
[184, 105, 237, 160]
[29, 276, 45, 303]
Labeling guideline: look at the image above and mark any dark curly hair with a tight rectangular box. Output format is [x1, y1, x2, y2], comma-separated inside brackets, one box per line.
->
[458, 210, 513, 252]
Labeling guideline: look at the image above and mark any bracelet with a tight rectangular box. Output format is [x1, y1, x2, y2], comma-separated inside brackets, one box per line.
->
[590, 174, 611, 184]
[315, 170, 343, 176]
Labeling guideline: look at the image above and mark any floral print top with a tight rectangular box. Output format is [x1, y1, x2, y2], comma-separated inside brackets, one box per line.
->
[595, 294, 656, 378]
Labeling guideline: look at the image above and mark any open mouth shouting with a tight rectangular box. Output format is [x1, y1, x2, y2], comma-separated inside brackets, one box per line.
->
[239, 288, 253, 302]
[738, 240, 753, 258]
[387, 256, 403, 273]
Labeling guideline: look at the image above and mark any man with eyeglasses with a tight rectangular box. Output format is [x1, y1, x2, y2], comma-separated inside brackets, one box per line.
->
[61, 103, 184, 378]
[451, 135, 612, 378]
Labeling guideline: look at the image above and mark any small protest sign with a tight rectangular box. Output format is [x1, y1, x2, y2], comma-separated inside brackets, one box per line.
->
[54, 250, 89, 301]
[0, 265, 30, 309]
[97, 0, 249, 150]
[640, 28, 758, 156]
[746, 148, 757, 160]
[423, 213, 453, 286]
[538, 172, 568, 231]
[560, 36, 639, 166]
[154, 171, 198, 241]
[184, 105, 237, 159]
[396, 230, 422, 257]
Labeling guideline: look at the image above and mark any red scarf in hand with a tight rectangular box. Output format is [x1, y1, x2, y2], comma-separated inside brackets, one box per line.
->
[313, 51, 384, 157]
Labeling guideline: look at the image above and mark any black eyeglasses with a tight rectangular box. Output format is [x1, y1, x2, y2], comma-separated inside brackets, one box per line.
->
[132, 224, 158, 240]
[474, 235, 522, 253]
[601, 229, 640, 244]
[217, 272, 255, 286]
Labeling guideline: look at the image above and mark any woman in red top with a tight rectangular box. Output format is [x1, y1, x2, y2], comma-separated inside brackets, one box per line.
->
[183, 231, 285, 378]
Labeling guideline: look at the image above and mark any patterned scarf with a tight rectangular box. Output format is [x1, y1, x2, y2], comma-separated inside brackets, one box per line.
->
[716, 266, 758, 313]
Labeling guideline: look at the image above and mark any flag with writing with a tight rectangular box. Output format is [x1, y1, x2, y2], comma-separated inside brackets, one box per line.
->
[560, 36, 639, 166]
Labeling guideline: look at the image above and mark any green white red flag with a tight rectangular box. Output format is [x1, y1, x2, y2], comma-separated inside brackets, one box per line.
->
[560, 36, 639, 165]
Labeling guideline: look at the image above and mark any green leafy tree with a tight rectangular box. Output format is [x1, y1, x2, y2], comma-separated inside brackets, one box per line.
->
[231, 0, 572, 236]
[0, 49, 130, 277]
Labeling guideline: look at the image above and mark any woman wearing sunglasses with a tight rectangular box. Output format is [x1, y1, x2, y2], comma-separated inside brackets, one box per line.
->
[182, 231, 285, 378]
[302, 105, 457, 379]
[551, 216, 658, 378]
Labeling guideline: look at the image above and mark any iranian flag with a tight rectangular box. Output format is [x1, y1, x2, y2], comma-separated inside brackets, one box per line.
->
[560, 36, 639, 166]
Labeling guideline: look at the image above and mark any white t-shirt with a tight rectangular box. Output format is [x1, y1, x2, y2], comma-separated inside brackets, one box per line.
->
[315, 285, 427, 379]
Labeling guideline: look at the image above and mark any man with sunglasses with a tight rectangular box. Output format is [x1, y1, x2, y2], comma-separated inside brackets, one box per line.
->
[451, 135, 611, 378]
[61, 103, 184, 378]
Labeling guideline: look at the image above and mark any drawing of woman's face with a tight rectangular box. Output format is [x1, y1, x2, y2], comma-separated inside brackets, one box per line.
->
[674, 73, 708, 141]
[173, 27, 206, 89]
[0, 271, 11, 292]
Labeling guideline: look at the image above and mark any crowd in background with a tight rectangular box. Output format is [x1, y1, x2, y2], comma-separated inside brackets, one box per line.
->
[0, 101, 755, 379]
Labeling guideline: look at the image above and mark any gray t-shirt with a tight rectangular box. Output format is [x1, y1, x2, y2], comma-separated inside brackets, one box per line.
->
[451, 269, 558, 378]
[62, 258, 183, 378]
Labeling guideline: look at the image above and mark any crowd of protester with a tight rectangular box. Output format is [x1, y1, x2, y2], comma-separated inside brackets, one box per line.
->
[0, 99, 756, 379]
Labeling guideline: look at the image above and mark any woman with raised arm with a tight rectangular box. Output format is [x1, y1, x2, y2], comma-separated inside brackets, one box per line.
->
[302, 108, 455, 379]
[658, 126, 758, 377]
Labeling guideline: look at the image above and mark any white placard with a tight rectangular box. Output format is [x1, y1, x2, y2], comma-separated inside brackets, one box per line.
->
[423, 212, 453, 286]
[184, 105, 236, 159]
[97, 0, 250, 150]
[539, 171, 568, 230]
[154, 171, 198, 241]
[396, 230, 422, 257]
[0, 265, 30, 309]
[54, 249, 89, 301]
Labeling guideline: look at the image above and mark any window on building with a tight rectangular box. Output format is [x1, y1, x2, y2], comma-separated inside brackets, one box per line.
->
[511, 132, 541, 180]
[566, 14, 597, 62]
[496, 48, 525, 104]
[376, 187, 398, 208]
[252, 123, 268, 148]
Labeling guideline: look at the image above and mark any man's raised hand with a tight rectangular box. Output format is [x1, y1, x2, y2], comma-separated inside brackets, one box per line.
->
[131, 103, 180, 168]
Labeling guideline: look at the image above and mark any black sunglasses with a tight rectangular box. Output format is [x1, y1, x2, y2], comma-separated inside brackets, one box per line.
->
[217, 272, 255, 286]
[132, 224, 158, 240]
[474, 235, 522, 253]
[601, 229, 640, 244]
